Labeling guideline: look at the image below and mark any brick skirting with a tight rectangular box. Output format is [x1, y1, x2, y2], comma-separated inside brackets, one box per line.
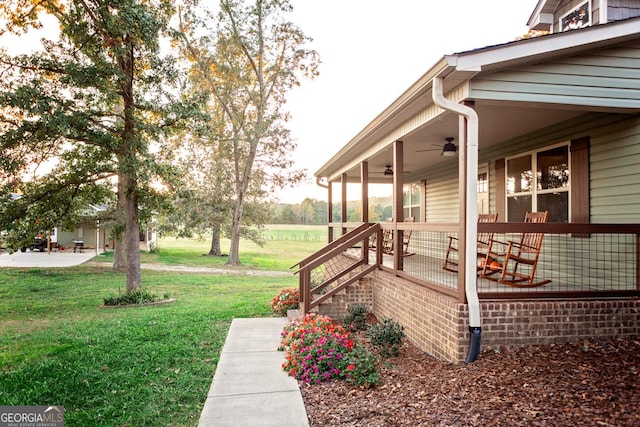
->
[321, 255, 640, 364]
[377, 271, 640, 364]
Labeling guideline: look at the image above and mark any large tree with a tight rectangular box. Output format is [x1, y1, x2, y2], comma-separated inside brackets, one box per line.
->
[179, 0, 318, 264]
[0, 0, 188, 290]
[160, 109, 274, 256]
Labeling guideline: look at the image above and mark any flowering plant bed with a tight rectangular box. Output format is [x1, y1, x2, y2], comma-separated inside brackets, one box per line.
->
[280, 313, 379, 388]
[270, 288, 300, 316]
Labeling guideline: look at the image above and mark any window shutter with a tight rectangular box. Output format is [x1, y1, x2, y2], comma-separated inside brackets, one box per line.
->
[570, 137, 590, 224]
[494, 158, 505, 221]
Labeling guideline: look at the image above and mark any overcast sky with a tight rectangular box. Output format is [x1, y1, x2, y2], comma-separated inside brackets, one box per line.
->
[280, 0, 540, 203]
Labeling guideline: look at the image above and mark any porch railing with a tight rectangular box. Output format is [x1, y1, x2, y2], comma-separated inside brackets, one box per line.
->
[293, 223, 382, 314]
[331, 221, 640, 301]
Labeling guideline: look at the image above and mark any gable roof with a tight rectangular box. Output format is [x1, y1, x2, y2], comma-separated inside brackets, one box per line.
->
[315, 17, 640, 183]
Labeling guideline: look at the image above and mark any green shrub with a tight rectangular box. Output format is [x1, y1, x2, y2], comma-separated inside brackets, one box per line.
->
[367, 318, 405, 357]
[342, 304, 369, 331]
[103, 289, 158, 306]
[344, 345, 380, 389]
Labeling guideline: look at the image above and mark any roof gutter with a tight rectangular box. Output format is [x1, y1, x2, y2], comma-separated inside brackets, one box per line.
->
[431, 76, 481, 363]
[315, 176, 328, 189]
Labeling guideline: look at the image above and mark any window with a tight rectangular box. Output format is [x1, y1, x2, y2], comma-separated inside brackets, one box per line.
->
[561, 1, 590, 31]
[403, 182, 421, 221]
[477, 172, 488, 194]
[478, 167, 490, 214]
[506, 145, 569, 223]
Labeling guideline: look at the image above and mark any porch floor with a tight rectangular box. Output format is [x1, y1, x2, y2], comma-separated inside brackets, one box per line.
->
[344, 248, 635, 293]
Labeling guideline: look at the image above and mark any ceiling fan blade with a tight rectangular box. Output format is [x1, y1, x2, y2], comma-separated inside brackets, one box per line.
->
[415, 148, 443, 152]
[416, 143, 447, 152]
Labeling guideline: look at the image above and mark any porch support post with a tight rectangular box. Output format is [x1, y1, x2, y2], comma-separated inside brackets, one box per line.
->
[328, 182, 334, 243]
[341, 173, 347, 236]
[393, 140, 404, 271]
[361, 161, 370, 260]
[361, 161, 369, 223]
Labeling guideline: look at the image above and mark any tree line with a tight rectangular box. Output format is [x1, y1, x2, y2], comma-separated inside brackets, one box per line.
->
[270, 197, 392, 225]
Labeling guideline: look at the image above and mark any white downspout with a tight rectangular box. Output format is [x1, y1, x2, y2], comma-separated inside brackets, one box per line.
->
[432, 76, 482, 362]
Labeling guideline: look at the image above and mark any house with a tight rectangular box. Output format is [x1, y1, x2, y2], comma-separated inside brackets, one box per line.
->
[49, 206, 157, 253]
[1, 196, 156, 254]
[297, 1, 640, 363]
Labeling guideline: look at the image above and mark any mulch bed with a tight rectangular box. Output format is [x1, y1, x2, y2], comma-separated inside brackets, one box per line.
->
[300, 324, 640, 426]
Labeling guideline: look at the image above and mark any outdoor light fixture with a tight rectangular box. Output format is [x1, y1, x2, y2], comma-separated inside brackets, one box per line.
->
[383, 165, 393, 176]
[442, 137, 457, 156]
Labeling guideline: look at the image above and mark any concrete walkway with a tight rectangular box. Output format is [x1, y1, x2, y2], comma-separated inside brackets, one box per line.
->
[198, 317, 309, 427]
[0, 250, 97, 267]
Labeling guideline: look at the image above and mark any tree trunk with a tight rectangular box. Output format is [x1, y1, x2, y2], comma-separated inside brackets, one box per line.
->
[112, 177, 126, 272]
[123, 171, 141, 291]
[120, 39, 141, 291]
[227, 196, 243, 265]
[208, 223, 222, 256]
[113, 238, 126, 272]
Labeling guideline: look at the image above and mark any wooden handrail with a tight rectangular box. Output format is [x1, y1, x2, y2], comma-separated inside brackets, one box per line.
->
[293, 223, 380, 274]
[478, 222, 640, 234]
[290, 222, 371, 270]
[295, 223, 381, 314]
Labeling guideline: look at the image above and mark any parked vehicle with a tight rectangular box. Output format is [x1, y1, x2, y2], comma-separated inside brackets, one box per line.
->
[20, 237, 47, 252]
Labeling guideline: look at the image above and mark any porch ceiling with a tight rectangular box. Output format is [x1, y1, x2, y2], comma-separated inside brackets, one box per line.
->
[318, 18, 640, 186]
[343, 100, 584, 184]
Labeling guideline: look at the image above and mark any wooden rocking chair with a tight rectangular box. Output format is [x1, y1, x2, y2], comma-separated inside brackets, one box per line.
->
[370, 218, 393, 252]
[443, 213, 498, 273]
[380, 217, 415, 257]
[481, 211, 551, 288]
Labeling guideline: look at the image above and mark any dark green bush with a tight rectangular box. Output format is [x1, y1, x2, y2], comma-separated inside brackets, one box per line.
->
[342, 304, 368, 331]
[366, 318, 405, 357]
[344, 345, 380, 389]
[103, 289, 158, 306]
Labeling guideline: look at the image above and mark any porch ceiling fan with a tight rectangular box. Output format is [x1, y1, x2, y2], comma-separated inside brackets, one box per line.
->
[416, 137, 457, 157]
[370, 165, 394, 176]
[371, 165, 411, 176]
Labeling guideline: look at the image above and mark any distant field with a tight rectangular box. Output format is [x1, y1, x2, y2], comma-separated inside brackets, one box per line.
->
[260, 224, 326, 242]
[100, 224, 329, 271]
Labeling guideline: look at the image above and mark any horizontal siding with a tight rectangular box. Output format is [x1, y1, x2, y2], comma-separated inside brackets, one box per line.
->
[478, 113, 640, 223]
[608, 0, 640, 20]
[424, 168, 459, 223]
[470, 42, 640, 109]
[590, 116, 640, 222]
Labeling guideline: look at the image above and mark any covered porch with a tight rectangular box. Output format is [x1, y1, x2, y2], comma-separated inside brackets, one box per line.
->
[300, 19, 640, 362]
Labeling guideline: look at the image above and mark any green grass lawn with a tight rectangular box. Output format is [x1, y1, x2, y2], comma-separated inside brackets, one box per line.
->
[0, 225, 325, 426]
[95, 224, 327, 271]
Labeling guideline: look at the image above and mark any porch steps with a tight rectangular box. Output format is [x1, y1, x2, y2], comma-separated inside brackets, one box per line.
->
[310, 276, 373, 320]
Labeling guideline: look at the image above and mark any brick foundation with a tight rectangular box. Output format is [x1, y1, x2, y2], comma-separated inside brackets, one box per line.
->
[378, 273, 640, 364]
[316, 277, 374, 320]
[321, 255, 640, 364]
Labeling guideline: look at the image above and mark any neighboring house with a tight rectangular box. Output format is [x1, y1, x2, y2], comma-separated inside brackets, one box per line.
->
[54, 204, 109, 253]
[2, 196, 156, 253]
[51, 206, 157, 253]
[298, 1, 640, 363]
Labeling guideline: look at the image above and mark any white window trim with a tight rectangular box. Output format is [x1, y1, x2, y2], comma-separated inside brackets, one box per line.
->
[560, 0, 592, 32]
[403, 182, 422, 222]
[600, 0, 608, 24]
[504, 141, 571, 220]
